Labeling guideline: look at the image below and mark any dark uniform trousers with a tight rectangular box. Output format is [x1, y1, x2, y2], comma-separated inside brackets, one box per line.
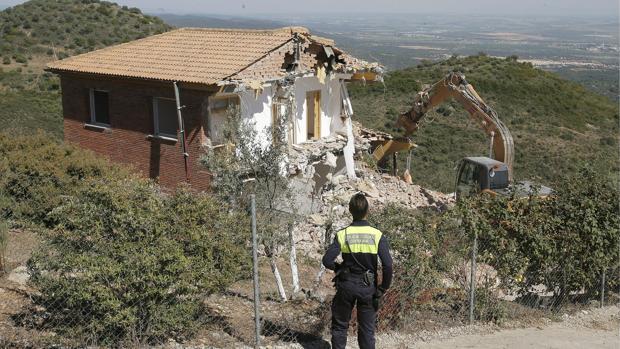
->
[331, 275, 376, 349]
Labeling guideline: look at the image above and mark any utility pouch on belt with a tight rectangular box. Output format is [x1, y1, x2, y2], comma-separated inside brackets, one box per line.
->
[363, 270, 375, 286]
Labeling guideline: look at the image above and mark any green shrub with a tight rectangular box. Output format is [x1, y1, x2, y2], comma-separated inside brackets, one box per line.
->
[2, 56, 10, 65]
[456, 167, 619, 305]
[369, 205, 466, 325]
[28, 179, 251, 345]
[0, 132, 131, 226]
[14, 54, 27, 64]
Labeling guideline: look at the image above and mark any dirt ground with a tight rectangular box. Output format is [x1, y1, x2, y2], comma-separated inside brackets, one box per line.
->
[1, 229, 618, 349]
[286, 305, 619, 349]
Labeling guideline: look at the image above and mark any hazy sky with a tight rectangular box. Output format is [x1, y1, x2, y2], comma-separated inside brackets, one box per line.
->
[1, 0, 619, 16]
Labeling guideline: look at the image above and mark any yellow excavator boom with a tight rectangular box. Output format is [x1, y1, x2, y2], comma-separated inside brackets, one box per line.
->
[396, 72, 515, 180]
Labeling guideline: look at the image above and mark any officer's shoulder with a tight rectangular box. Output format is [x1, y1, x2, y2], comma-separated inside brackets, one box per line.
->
[367, 225, 383, 235]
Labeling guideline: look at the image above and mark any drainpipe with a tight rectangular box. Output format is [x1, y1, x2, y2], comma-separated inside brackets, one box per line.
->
[173, 82, 191, 182]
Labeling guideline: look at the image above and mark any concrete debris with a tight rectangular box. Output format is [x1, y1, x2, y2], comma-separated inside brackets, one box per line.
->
[324, 152, 338, 169]
[287, 122, 382, 176]
[286, 123, 453, 257]
[292, 161, 454, 256]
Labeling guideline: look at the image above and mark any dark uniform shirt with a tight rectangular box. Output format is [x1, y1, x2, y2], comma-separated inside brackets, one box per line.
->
[322, 220, 393, 290]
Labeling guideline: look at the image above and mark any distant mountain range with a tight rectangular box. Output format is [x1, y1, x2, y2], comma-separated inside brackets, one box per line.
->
[157, 13, 284, 30]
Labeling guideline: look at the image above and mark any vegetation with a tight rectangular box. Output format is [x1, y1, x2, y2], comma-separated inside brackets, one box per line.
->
[459, 167, 619, 303]
[0, 0, 170, 66]
[0, 91, 62, 138]
[0, 132, 250, 344]
[0, 217, 7, 275]
[28, 180, 250, 344]
[374, 166, 619, 326]
[349, 55, 619, 192]
[0, 0, 172, 137]
[203, 105, 302, 301]
[0, 132, 131, 226]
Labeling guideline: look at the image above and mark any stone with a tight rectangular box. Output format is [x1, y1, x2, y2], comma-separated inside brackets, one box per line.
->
[7, 266, 29, 285]
[309, 213, 326, 226]
[357, 180, 380, 198]
[324, 152, 338, 168]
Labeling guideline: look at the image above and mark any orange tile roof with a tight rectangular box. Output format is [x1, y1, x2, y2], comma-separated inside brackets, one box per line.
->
[47, 27, 312, 85]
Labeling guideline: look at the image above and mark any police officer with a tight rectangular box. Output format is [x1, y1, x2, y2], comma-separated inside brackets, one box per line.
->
[322, 193, 393, 349]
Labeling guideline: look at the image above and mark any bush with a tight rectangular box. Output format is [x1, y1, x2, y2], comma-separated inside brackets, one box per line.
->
[369, 205, 466, 325]
[0, 132, 131, 226]
[28, 179, 251, 345]
[14, 54, 27, 64]
[456, 167, 619, 305]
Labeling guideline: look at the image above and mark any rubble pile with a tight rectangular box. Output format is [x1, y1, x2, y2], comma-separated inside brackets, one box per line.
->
[293, 162, 454, 256]
[288, 135, 352, 176]
[285, 122, 453, 256]
[287, 122, 392, 176]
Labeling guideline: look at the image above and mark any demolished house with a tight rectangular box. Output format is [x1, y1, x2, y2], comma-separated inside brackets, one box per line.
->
[46, 26, 383, 190]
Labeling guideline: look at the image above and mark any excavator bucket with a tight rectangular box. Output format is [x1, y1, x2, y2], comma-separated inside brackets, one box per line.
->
[372, 139, 416, 162]
[396, 112, 418, 136]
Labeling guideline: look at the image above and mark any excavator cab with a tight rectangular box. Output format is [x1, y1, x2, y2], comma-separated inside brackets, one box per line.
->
[455, 157, 510, 200]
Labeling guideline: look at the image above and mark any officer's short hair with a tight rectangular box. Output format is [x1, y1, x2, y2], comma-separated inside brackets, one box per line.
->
[349, 193, 369, 221]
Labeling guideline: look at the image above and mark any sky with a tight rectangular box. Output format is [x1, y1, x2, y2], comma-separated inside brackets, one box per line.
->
[1, 0, 619, 17]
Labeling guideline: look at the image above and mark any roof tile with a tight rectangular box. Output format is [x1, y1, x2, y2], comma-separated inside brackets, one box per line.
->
[47, 27, 300, 85]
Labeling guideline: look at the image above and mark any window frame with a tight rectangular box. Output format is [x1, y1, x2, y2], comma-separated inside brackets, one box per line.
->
[152, 97, 179, 140]
[88, 88, 111, 127]
[207, 94, 240, 145]
[209, 94, 240, 113]
[306, 90, 321, 140]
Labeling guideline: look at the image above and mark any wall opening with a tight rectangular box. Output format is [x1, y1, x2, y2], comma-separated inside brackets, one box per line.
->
[306, 90, 321, 140]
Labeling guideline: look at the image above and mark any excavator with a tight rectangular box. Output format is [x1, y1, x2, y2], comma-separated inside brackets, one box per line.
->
[394, 72, 549, 199]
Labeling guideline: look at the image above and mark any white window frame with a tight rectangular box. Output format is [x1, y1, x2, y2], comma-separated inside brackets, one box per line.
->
[152, 97, 178, 141]
[89, 88, 110, 127]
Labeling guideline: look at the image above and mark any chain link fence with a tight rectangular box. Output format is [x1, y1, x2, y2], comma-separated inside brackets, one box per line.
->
[1, 196, 618, 348]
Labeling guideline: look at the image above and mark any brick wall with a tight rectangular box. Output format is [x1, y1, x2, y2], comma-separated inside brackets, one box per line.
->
[60, 74, 213, 191]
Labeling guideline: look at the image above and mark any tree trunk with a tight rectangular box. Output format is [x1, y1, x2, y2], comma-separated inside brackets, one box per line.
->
[313, 264, 326, 291]
[271, 257, 287, 302]
[289, 228, 300, 294]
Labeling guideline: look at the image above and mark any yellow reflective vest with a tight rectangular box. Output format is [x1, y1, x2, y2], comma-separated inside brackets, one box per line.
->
[336, 225, 383, 254]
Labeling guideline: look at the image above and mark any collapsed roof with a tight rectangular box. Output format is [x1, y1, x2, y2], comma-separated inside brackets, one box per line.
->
[46, 27, 383, 86]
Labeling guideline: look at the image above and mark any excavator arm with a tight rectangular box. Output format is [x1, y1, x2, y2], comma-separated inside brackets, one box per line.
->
[396, 72, 515, 180]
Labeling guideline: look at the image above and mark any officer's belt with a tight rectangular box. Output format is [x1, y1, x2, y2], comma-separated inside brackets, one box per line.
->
[339, 267, 371, 277]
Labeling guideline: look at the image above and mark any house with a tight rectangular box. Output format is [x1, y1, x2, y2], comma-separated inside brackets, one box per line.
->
[46, 27, 382, 190]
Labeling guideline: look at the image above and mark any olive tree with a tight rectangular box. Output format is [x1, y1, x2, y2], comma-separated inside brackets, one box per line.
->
[203, 99, 301, 301]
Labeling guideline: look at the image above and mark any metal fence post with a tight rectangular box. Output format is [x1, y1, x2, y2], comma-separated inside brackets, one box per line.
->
[469, 230, 477, 325]
[600, 269, 606, 308]
[251, 195, 261, 348]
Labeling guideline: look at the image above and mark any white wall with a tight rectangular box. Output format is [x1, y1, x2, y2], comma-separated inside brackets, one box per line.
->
[227, 75, 352, 147]
[293, 76, 343, 143]
[238, 85, 274, 149]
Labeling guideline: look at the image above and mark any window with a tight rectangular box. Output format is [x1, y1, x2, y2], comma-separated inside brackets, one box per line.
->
[208, 95, 240, 145]
[153, 97, 178, 138]
[89, 89, 110, 126]
[210, 96, 239, 113]
[456, 161, 480, 199]
[306, 90, 321, 140]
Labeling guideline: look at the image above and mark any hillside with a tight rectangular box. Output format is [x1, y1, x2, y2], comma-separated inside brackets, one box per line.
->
[0, 0, 171, 138]
[348, 55, 619, 192]
[0, 0, 170, 67]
